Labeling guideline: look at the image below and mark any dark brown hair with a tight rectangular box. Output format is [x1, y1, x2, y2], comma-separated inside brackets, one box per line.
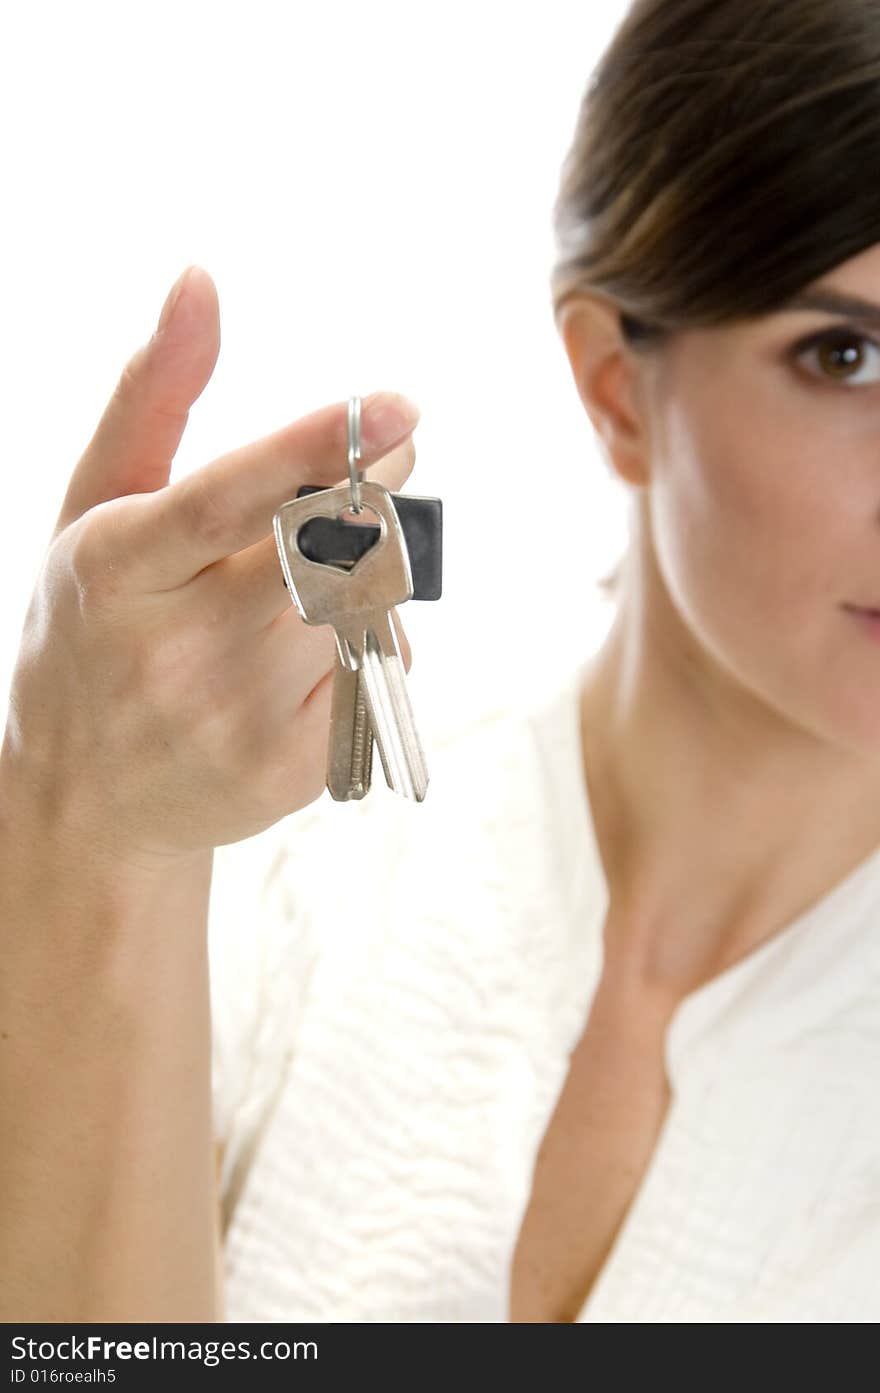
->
[550, 0, 880, 598]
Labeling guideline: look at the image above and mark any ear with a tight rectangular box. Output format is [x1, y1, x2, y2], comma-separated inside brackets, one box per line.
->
[556, 293, 651, 489]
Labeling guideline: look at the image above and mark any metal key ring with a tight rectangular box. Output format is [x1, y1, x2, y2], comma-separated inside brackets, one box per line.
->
[347, 395, 365, 513]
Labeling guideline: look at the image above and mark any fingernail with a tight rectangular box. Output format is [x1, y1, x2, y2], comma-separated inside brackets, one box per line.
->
[363, 391, 422, 448]
[156, 266, 194, 333]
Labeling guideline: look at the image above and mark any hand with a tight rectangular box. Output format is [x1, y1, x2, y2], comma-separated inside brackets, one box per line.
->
[0, 266, 421, 871]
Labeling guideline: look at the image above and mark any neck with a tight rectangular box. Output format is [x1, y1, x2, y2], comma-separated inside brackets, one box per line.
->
[579, 571, 880, 1001]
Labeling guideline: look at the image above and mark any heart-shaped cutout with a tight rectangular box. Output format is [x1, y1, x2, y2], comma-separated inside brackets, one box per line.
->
[296, 503, 383, 576]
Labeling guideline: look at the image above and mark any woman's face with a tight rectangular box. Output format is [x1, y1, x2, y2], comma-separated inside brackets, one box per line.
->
[639, 240, 880, 754]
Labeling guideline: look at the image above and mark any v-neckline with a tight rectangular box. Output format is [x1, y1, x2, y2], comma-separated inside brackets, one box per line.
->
[553, 656, 880, 1085]
[533, 661, 880, 1322]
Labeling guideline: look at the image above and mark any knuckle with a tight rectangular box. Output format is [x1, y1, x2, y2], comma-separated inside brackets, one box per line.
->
[179, 473, 241, 551]
[389, 435, 416, 468]
[113, 349, 148, 410]
[66, 519, 105, 599]
[65, 511, 125, 613]
[113, 348, 189, 429]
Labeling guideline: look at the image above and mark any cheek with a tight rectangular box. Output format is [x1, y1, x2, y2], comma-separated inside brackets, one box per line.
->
[646, 361, 880, 747]
[650, 396, 849, 661]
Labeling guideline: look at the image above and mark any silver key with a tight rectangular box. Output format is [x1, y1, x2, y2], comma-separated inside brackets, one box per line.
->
[327, 659, 373, 800]
[343, 607, 428, 800]
[305, 505, 376, 800]
[274, 479, 429, 802]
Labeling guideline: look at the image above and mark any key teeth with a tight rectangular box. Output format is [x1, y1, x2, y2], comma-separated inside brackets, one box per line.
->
[328, 661, 374, 799]
[358, 629, 429, 802]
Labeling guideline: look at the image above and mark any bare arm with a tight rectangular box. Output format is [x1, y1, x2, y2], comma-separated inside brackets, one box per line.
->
[0, 266, 419, 1322]
[0, 766, 218, 1322]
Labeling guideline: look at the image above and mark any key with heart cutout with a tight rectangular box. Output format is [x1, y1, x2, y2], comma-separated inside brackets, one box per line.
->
[301, 489, 379, 800]
[287, 484, 442, 800]
[273, 479, 429, 802]
[287, 487, 443, 600]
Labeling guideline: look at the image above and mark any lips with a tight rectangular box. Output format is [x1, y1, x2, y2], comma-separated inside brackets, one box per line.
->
[843, 602, 880, 616]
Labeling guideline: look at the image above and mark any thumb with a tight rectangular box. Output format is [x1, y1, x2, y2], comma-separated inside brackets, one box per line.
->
[52, 264, 221, 539]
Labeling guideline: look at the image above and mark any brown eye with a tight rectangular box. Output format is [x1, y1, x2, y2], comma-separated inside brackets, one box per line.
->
[793, 327, 880, 386]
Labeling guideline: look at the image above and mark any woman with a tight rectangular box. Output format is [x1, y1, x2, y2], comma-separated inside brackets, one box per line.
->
[2, 0, 879, 1323]
[213, 0, 880, 1322]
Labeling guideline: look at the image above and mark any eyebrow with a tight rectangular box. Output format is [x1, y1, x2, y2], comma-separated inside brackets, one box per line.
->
[779, 287, 880, 327]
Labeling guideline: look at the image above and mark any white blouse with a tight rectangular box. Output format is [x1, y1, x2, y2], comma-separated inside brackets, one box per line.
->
[208, 661, 880, 1323]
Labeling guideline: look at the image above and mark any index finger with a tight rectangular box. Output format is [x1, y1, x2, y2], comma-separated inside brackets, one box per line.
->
[117, 391, 421, 591]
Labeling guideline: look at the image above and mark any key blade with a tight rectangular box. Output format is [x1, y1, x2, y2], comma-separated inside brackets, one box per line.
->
[327, 660, 373, 801]
[357, 609, 429, 803]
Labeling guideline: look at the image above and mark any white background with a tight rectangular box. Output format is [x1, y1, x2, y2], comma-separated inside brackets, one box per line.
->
[0, 0, 629, 744]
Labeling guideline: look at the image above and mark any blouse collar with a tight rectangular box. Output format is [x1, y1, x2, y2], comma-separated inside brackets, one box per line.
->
[524, 661, 880, 1092]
